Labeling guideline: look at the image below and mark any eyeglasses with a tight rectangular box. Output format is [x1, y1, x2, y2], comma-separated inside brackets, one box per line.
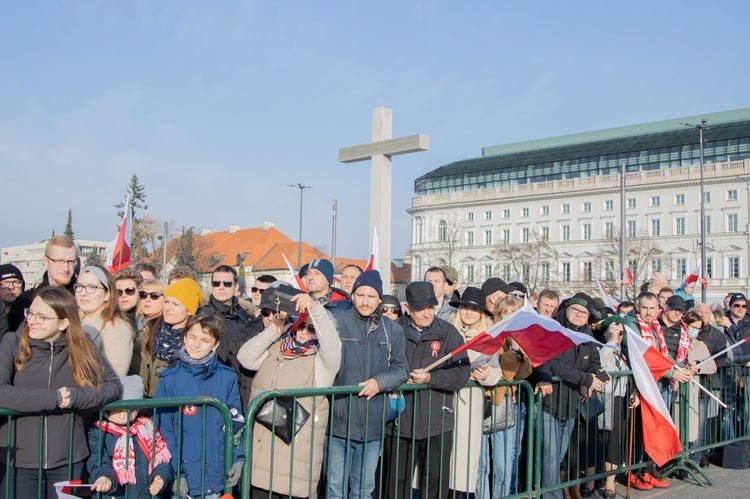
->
[381, 306, 399, 314]
[301, 324, 316, 333]
[138, 291, 163, 300]
[510, 292, 525, 299]
[211, 280, 236, 288]
[117, 287, 137, 297]
[733, 303, 748, 309]
[568, 307, 589, 317]
[260, 308, 278, 317]
[45, 255, 77, 267]
[251, 287, 266, 294]
[24, 308, 58, 325]
[74, 283, 106, 294]
[0, 280, 23, 289]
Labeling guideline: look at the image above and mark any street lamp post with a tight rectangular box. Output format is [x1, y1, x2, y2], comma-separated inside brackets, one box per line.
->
[287, 183, 311, 270]
[680, 119, 708, 303]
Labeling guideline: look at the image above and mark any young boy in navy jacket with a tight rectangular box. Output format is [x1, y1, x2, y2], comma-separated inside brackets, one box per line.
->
[155, 314, 244, 499]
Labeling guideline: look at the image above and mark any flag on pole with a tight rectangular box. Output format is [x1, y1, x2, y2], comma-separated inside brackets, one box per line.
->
[105, 195, 131, 273]
[449, 303, 600, 367]
[682, 263, 709, 288]
[624, 325, 682, 466]
[596, 278, 619, 309]
[621, 265, 633, 286]
[365, 227, 379, 272]
[282, 253, 308, 292]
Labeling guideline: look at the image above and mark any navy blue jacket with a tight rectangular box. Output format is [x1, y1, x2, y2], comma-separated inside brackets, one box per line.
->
[155, 356, 243, 497]
[86, 418, 174, 498]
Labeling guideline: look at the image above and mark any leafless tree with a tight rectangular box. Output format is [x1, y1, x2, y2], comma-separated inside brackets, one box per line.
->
[492, 230, 559, 293]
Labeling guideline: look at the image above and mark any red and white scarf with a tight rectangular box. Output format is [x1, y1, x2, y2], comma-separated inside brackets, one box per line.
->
[95, 416, 172, 485]
[637, 313, 690, 363]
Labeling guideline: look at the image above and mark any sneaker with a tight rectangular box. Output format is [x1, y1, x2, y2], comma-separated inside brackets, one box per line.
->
[629, 473, 653, 491]
[641, 472, 670, 488]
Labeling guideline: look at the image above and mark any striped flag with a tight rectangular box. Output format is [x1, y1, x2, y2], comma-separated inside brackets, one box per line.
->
[365, 227, 379, 272]
[282, 253, 308, 292]
[624, 325, 682, 466]
[105, 195, 131, 273]
[621, 265, 633, 286]
[596, 278, 619, 309]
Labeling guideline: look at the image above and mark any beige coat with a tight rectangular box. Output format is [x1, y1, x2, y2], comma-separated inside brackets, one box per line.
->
[238, 305, 341, 497]
[82, 315, 134, 377]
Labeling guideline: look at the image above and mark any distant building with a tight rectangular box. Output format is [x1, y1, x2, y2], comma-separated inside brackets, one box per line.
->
[409, 108, 750, 301]
[1, 239, 108, 284]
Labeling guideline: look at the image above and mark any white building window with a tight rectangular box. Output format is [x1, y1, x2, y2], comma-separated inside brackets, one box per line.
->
[466, 231, 474, 246]
[727, 190, 738, 201]
[467, 212, 474, 222]
[627, 220, 637, 237]
[650, 196, 661, 207]
[562, 204, 570, 214]
[651, 259, 662, 273]
[502, 229, 511, 244]
[466, 265, 475, 283]
[728, 257, 740, 278]
[583, 223, 592, 240]
[522, 228, 530, 243]
[628, 198, 637, 209]
[416, 218, 423, 243]
[704, 192, 711, 203]
[484, 211, 492, 221]
[728, 213, 739, 232]
[541, 263, 550, 281]
[522, 207, 529, 217]
[651, 219, 661, 236]
[562, 225, 570, 241]
[483, 265, 493, 280]
[604, 200, 614, 211]
[675, 217, 685, 235]
[582, 262, 593, 281]
[503, 209, 511, 219]
[542, 206, 550, 216]
[706, 257, 714, 278]
[675, 194, 685, 205]
[541, 226, 550, 239]
[705, 215, 712, 234]
[484, 230, 492, 246]
[561, 262, 571, 281]
[675, 258, 687, 278]
[582, 202, 591, 213]
[438, 220, 447, 242]
[604, 221, 614, 239]
[502, 264, 511, 281]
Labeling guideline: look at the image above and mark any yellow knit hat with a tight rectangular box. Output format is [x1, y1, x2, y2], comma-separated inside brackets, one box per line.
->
[164, 278, 203, 315]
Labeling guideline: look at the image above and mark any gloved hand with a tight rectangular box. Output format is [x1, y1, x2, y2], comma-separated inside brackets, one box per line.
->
[172, 475, 189, 498]
[225, 460, 244, 487]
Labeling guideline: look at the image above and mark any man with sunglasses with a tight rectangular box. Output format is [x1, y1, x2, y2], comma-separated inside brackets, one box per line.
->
[726, 293, 750, 364]
[8, 235, 79, 332]
[198, 265, 262, 406]
[250, 274, 277, 316]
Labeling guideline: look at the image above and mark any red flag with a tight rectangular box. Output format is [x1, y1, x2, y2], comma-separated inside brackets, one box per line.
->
[106, 195, 131, 273]
[625, 325, 682, 466]
[621, 265, 633, 286]
[449, 304, 599, 367]
[282, 253, 308, 292]
[365, 227, 379, 272]
[596, 278, 619, 309]
[683, 265, 700, 285]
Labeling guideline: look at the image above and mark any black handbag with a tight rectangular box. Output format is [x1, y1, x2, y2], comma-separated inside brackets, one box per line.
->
[255, 397, 310, 445]
[579, 395, 605, 422]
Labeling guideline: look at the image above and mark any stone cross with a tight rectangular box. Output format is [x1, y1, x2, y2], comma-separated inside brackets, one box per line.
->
[339, 107, 429, 292]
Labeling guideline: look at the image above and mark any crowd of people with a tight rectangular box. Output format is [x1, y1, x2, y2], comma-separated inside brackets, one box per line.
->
[0, 235, 749, 499]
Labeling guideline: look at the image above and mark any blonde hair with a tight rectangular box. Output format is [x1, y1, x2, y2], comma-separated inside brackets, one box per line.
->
[449, 305, 493, 334]
[493, 295, 522, 323]
[16, 287, 106, 388]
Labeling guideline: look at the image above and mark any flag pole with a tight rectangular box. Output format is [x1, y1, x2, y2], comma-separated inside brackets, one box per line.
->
[690, 379, 727, 408]
[692, 336, 750, 370]
[626, 403, 635, 499]
[421, 353, 454, 373]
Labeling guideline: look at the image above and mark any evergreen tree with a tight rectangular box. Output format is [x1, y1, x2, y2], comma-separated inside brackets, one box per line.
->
[115, 174, 150, 262]
[63, 209, 75, 240]
[115, 174, 149, 223]
[174, 227, 196, 269]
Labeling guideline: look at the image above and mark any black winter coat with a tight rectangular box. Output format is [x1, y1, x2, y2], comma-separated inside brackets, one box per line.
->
[389, 315, 471, 439]
[0, 332, 122, 468]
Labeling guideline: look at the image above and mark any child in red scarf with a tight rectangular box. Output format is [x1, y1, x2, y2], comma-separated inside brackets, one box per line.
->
[87, 376, 173, 498]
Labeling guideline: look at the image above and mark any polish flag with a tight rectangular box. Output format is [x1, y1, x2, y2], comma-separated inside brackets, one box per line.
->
[105, 195, 131, 273]
[621, 265, 633, 286]
[282, 253, 308, 292]
[365, 227, 380, 272]
[596, 278, 619, 309]
[683, 264, 700, 285]
[449, 302, 599, 367]
[624, 325, 682, 466]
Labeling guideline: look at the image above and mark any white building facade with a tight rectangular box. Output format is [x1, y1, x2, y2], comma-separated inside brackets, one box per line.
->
[408, 109, 750, 303]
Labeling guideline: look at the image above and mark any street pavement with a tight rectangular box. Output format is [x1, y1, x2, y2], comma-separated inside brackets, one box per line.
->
[608, 464, 749, 498]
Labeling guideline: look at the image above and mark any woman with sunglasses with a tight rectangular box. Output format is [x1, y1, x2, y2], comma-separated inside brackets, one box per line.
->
[114, 268, 143, 332]
[0, 287, 122, 497]
[238, 292, 341, 498]
[76, 264, 134, 377]
[380, 294, 403, 321]
[128, 279, 167, 381]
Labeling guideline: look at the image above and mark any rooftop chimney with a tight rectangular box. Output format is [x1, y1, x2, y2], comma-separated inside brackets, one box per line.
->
[229, 225, 240, 234]
[262, 220, 275, 231]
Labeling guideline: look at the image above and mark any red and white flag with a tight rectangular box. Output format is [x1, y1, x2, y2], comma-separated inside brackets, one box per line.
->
[106, 195, 131, 273]
[596, 278, 619, 309]
[621, 265, 633, 286]
[282, 253, 308, 292]
[449, 303, 599, 367]
[683, 263, 709, 288]
[624, 325, 682, 466]
[365, 227, 379, 272]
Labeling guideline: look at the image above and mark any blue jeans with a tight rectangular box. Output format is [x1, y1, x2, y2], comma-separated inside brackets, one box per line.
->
[540, 411, 575, 499]
[476, 402, 526, 499]
[325, 436, 381, 499]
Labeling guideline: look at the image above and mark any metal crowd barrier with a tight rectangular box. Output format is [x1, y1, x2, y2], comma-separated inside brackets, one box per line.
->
[2, 365, 750, 499]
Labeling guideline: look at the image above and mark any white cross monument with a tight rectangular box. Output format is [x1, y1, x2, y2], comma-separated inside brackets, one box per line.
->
[339, 107, 429, 293]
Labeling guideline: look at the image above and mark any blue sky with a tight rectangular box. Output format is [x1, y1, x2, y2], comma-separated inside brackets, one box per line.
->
[2, 1, 748, 263]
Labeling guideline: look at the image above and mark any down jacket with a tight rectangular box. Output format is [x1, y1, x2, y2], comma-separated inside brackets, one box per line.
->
[0, 332, 122, 469]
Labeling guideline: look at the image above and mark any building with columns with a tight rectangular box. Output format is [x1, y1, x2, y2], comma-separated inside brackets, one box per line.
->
[408, 108, 750, 302]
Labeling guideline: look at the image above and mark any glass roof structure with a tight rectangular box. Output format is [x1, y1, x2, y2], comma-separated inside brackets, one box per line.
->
[415, 109, 750, 195]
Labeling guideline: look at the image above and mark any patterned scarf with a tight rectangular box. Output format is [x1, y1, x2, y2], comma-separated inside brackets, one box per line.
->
[279, 332, 318, 360]
[637, 313, 690, 363]
[177, 346, 217, 367]
[152, 321, 184, 362]
[673, 320, 690, 364]
[95, 417, 171, 485]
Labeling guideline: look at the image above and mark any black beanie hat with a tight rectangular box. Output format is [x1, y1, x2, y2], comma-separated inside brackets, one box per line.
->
[352, 270, 383, 297]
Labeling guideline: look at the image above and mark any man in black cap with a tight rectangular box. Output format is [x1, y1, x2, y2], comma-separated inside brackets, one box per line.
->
[0, 264, 25, 333]
[659, 295, 691, 365]
[442, 265, 461, 303]
[383, 281, 470, 499]
[481, 277, 514, 315]
[508, 281, 527, 300]
[305, 258, 349, 314]
[726, 293, 750, 363]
